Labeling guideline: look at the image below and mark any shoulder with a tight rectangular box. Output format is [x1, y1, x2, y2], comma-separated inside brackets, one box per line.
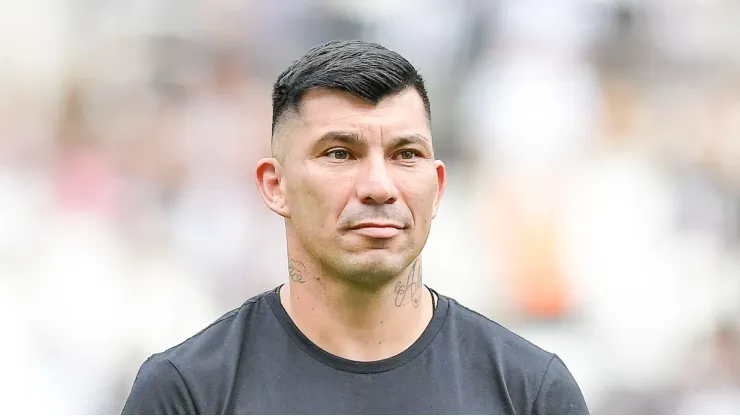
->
[443, 295, 555, 369]
[156, 290, 271, 366]
[121, 353, 196, 414]
[122, 290, 277, 414]
[440, 294, 589, 415]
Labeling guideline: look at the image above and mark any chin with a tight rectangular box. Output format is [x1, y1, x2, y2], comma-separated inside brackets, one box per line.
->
[333, 251, 410, 286]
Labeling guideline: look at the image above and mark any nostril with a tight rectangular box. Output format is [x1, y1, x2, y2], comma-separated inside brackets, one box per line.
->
[361, 195, 396, 205]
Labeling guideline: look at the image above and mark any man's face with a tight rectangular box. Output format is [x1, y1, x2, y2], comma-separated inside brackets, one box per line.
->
[276, 88, 446, 284]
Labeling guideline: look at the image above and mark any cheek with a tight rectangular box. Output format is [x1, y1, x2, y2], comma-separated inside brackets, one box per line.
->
[399, 171, 439, 222]
[293, 174, 350, 226]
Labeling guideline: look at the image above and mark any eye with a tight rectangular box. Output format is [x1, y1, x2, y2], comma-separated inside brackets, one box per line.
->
[395, 150, 420, 160]
[326, 148, 353, 160]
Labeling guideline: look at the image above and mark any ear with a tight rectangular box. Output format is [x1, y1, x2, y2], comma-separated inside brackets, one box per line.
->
[432, 160, 447, 219]
[255, 157, 291, 218]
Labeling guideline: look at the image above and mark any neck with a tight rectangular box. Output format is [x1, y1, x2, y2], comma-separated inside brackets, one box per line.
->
[280, 254, 433, 362]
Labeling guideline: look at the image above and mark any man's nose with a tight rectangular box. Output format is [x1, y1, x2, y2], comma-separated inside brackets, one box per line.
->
[356, 157, 398, 205]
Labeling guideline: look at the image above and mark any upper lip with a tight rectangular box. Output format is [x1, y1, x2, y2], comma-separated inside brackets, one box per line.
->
[349, 222, 404, 230]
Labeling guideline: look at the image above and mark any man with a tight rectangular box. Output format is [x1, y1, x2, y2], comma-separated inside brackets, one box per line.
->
[122, 40, 589, 415]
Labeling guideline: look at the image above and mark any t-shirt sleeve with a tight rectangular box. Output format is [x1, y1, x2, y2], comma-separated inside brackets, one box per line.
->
[532, 355, 589, 415]
[121, 355, 197, 415]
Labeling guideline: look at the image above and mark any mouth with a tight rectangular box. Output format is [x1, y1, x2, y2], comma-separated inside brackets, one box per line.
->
[348, 223, 404, 239]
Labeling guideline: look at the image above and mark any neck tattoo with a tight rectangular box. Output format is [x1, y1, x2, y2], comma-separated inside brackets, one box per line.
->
[288, 259, 307, 283]
[394, 259, 423, 308]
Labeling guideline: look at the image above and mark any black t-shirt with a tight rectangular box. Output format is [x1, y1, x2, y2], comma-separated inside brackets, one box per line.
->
[122, 287, 589, 415]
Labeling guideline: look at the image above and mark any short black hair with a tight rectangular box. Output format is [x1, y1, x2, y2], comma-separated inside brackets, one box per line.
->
[271, 40, 431, 138]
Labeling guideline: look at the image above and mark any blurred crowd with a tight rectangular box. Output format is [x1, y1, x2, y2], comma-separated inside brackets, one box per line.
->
[1, 0, 740, 413]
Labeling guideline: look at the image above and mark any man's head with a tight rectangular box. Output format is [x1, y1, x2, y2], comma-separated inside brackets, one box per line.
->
[256, 40, 446, 287]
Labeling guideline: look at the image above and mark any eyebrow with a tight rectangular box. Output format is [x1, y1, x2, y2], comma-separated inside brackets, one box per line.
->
[312, 131, 432, 153]
[313, 131, 365, 150]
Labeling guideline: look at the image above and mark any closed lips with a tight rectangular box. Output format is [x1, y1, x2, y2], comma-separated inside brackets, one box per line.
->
[349, 223, 403, 229]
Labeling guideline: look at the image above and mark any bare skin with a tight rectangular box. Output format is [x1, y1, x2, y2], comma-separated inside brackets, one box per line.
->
[255, 88, 446, 362]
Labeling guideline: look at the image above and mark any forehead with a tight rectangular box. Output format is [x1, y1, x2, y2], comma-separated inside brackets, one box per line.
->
[294, 88, 431, 139]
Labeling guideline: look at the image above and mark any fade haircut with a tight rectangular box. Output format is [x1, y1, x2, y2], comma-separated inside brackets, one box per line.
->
[270, 40, 431, 158]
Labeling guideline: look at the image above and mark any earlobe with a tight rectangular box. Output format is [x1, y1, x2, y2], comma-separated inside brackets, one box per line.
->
[255, 158, 291, 218]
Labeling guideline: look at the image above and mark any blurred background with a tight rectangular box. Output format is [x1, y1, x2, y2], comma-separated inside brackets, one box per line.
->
[1, 0, 740, 413]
